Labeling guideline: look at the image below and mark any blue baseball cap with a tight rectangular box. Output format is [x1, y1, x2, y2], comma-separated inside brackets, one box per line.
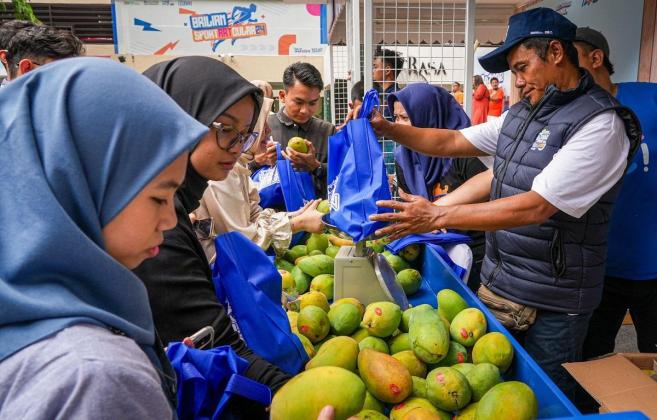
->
[479, 8, 577, 73]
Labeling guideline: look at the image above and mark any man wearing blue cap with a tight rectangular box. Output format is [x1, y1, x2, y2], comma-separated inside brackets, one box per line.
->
[369, 8, 641, 398]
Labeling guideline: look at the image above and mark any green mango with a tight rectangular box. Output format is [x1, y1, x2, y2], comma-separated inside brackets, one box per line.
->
[437, 289, 468, 323]
[434, 341, 468, 367]
[351, 327, 371, 343]
[408, 310, 450, 364]
[425, 367, 472, 411]
[306, 233, 329, 254]
[317, 199, 330, 214]
[310, 274, 334, 300]
[293, 332, 315, 358]
[283, 244, 307, 263]
[361, 301, 402, 337]
[291, 265, 311, 294]
[298, 290, 330, 312]
[464, 363, 502, 402]
[363, 391, 385, 413]
[313, 334, 336, 353]
[388, 332, 411, 354]
[392, 350, 427, 378]
[454, 402, 478, 420]
[331, 297, 365, 317]
[399, 244, 421, 262]
[298, 254, 334, 277]
[362, 391, 385, 413]
[297, 305, 330, 343]
[306, 336, 359, 372]
[475, 382, 538, 420]
[396, 269, 423, 295]
[389, 397, 449, 420]
[325, 245, 341, 258]
[401, 304, 434, 332]
[411, 376, 427, 398]
[472, 332, 514, 373]
[328, 302, 362, 336]
[352, 409, 388, 420]
[359, 336, 389, 354]
[275, 257, 295, 273]
[309, 249, 323, 256]
[451, 362, 476, 377]
[384, 253, 410, 273]
[449, 308, 487, 347]
[270, 366, 366, 420]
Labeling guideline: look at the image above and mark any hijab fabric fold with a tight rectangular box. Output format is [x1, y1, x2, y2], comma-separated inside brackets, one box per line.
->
[143, 56, 264, 208]
[0, 57, 207, 362]
[388, 84, 471, 200]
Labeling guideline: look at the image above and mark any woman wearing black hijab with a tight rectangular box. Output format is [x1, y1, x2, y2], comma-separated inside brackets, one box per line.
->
[134, 56, 289, 417]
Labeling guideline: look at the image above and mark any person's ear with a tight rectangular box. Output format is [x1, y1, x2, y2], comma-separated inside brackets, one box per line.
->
[17, 59, 38, 77]
[278, 89, 286, 102]
[549, 40, 565, 65]
[590, 49, 605, 71]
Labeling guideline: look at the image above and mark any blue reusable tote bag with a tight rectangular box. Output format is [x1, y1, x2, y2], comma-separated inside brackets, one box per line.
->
[276, 143, 316, 212]
[251, 164, 284, 209]
[326, 89, 392, 242]
[166, 343, 272, 420]
[212, 232, 308, 375]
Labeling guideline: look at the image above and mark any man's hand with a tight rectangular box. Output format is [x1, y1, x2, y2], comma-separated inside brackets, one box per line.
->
[254, 140, 277, 167]
[351, 105, 392, 138]
[283, 140, 321, 172]
[369, 190, 445, 240]
[368, 107, 393, 137]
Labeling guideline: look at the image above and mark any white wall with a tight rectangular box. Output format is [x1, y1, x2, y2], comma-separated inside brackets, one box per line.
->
[528, 0, 644, 82]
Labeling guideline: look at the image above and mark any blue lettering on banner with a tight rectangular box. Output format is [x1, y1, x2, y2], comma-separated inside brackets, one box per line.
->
[189, 13, 229, 30]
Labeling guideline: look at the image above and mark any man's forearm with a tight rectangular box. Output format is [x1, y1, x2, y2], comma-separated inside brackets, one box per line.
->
[434, 169, 493, 206]
[383, 124, 487, 158]
[440, 191, 558, 231]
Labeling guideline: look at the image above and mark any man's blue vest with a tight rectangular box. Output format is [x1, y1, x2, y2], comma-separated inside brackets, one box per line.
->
[480, 72, 641, 314]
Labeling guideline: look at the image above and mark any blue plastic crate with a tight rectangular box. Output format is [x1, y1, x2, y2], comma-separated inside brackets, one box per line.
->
[409, 245, 580, 418]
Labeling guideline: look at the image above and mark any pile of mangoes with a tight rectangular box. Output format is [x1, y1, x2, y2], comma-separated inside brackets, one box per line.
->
[274, 285, 539, 420]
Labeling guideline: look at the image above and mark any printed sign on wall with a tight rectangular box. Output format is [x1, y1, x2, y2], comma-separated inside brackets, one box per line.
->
[112, 0, 327, 56]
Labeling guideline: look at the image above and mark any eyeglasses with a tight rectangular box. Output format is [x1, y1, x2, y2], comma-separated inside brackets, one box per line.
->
[211, 122, 259, 153]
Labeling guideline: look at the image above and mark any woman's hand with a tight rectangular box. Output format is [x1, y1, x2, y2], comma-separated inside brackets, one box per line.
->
[316, 406, 358, 420]
[289, 199, 324, 233]
[369, 190, 446, 240]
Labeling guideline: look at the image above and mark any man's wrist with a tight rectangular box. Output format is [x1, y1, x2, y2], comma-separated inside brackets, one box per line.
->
[311, 161, 322, 173]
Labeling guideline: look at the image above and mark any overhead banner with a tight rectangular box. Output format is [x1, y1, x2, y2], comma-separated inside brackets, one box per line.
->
[112, 0, 328, 56]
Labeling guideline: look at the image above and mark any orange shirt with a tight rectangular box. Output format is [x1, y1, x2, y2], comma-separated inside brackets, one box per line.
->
[488, 87, 504, 117]
[453, 91, 464, 105]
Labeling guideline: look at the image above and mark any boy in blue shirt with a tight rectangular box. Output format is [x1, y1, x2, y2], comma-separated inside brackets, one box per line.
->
[575, 27, 657, 356]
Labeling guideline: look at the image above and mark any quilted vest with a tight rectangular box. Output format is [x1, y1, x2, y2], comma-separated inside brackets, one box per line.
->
[480, 72, 641, 313]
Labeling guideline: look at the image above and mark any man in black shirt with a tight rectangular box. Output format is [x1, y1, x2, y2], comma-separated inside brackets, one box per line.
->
[253, 62, 335, 198]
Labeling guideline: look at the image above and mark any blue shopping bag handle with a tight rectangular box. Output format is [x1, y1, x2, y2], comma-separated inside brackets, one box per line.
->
[214, 374, 272, 419]
[358, 89, 380, 119]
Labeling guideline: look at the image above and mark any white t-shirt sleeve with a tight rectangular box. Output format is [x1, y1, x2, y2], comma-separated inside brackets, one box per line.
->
[460, 112, 507, 156]
[531, 111, 629, 218]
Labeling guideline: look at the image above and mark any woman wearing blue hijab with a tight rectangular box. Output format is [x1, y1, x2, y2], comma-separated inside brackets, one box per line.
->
[389, 83, 488, 291]
[0, 57, 207, 418]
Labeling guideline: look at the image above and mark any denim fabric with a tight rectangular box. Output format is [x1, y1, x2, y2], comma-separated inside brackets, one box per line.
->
[514, 310, 592, 402]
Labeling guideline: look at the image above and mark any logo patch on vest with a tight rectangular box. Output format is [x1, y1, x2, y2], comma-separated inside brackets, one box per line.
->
[531, 128, 550, 151]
